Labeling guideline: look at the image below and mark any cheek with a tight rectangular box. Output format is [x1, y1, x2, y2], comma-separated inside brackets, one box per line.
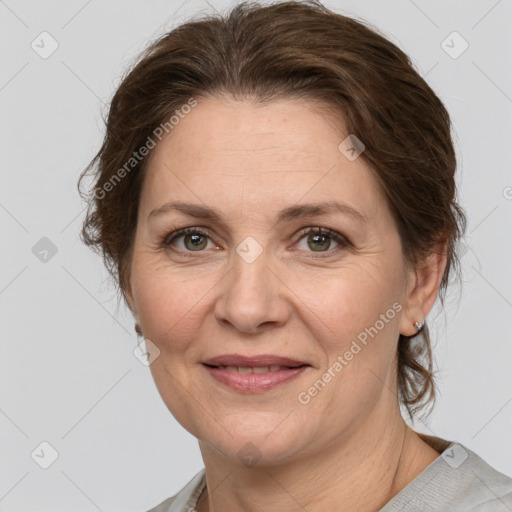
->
[293, 259, 402, 342]
[132, 261, 219, 355]
[133, 268, 216, 431]
[293, 261, 404, 411]
[294, 269, 403, 420]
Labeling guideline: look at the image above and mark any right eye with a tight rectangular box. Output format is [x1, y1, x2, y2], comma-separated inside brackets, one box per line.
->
[162, 227, 219, 253]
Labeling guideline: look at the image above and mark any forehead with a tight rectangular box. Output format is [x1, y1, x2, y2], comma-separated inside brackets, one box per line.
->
[151, 95, 347, 165]
[140, 96, 386, 222]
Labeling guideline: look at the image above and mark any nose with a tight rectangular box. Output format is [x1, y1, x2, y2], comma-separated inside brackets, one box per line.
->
[214, 242, 291, 334]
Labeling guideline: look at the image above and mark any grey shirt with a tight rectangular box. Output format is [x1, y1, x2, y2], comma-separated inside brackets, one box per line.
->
[146, 434, 512, 512]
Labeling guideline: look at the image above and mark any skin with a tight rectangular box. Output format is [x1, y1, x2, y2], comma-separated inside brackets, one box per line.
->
[127, 95, 447, 511]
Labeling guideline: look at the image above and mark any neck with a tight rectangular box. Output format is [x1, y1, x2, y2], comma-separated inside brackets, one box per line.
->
[196, 405, 440, 512]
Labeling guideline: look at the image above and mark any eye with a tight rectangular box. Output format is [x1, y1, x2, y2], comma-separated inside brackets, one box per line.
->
[161, 226, 350, 257]
[294, 227, 350, 256]
[162, 227, 217, 252]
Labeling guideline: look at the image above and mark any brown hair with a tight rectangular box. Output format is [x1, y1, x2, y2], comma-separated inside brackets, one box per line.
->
[78, 0, 466, 421]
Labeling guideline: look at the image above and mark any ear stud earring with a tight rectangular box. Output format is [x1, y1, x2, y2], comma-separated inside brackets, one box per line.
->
[414, 320, 424, 333]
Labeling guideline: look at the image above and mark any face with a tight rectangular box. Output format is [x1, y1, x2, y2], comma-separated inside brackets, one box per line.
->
[128, 95, 422, 465]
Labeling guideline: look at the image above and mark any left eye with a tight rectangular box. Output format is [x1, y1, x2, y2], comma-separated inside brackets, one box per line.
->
[294, 227, 349, 255]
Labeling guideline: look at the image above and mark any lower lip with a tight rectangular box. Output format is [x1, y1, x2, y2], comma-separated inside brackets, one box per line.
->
[203, 365, 309, 393]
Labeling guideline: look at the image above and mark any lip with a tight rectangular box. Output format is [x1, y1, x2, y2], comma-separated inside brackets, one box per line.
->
[202, 354, 310, 394]
[203, 365, 309, 393]
[203, 354, 308, 367]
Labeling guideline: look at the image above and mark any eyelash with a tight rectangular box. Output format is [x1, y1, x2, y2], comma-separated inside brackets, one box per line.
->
[160, 226, 351, 258]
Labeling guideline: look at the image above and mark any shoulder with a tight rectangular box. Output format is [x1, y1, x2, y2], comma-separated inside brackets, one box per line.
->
[446, 443, 512, 511]
[461, 446, 512, 512]
[470, 491, 512, 512]
[381, 439, 512, 512]
[144, 493, 178, 512]
[144, 469, 206, 512]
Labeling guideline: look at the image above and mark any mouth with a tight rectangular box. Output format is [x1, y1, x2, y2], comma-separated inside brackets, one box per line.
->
[202, 354, 311, 393]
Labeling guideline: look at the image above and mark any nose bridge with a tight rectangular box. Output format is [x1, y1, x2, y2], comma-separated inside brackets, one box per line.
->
[215, 234, 288, 332]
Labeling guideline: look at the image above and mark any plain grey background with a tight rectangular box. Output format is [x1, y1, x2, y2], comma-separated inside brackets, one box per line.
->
[1, 0, 511, 510]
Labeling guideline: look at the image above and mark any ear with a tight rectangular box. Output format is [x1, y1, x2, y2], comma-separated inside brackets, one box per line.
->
[123, 245, 143, 335]
[124, 279, 141, 328]
[398, 239, 448, 337]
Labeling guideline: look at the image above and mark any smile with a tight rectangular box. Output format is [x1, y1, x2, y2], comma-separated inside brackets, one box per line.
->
[203, 364, 309, 393]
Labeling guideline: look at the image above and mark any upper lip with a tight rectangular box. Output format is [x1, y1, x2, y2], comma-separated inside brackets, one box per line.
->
[203, 354, 309, 368]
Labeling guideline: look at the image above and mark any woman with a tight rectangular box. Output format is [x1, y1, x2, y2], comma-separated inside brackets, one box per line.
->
[78, 1, 512, 510]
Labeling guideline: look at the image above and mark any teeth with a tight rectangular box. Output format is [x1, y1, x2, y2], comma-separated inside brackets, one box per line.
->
[220, 365, 285, 373]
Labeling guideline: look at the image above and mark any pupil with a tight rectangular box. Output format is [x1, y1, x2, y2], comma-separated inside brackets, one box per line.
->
[187, 234, 206, 250]
[310, 234, 330, 251]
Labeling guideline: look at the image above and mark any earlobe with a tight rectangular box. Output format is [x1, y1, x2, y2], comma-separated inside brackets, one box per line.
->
[125, 286, 144, 337]
[398, 240, 448, 337]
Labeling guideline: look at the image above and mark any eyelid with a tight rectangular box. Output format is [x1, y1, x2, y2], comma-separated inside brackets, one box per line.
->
[162, 226, 219, 247]
[292, 226, 351, 256]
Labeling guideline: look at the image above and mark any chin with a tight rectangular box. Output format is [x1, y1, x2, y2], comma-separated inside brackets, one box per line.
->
[197, 416, 310, 468]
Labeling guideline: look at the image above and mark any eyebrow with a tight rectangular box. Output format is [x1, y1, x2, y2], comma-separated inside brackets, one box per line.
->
[148, 200, 368, 225]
